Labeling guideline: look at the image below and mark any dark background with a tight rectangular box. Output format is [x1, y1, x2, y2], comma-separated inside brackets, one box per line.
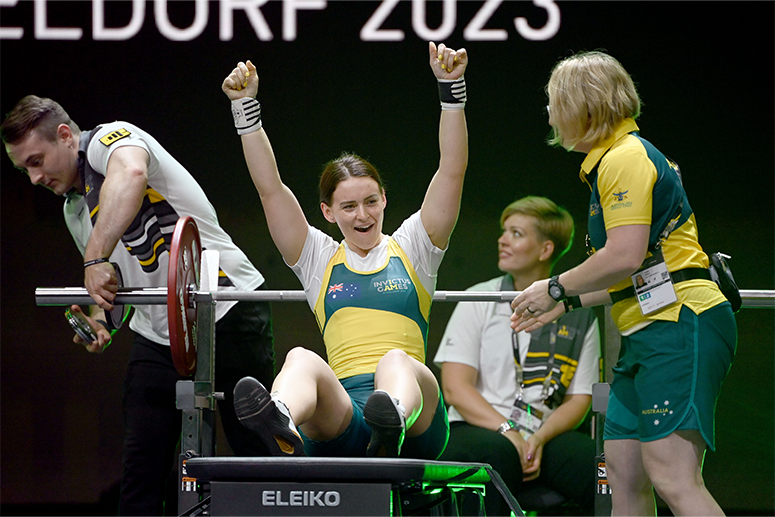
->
[1, 1, 773, 515]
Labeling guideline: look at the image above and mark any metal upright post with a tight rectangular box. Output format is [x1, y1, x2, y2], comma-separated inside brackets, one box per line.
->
[177, 293, 218, 513]
[592, 304, 621, 516]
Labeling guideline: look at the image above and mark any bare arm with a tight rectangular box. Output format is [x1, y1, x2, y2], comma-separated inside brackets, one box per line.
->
[441, 362, 505, 431]
[511, 224, 649, 330]
[532, 393, 591, 445]
[223, 60, 309, 266]
[420, 42, 468, 250]
[83, 145, 149, 310]
[441, 361, 533, 474]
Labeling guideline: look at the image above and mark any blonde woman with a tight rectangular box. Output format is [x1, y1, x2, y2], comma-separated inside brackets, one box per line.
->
[511, 51, 736, 515]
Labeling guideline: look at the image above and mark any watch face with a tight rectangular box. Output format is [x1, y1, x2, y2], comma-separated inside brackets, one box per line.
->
[549, 284, 563, 301]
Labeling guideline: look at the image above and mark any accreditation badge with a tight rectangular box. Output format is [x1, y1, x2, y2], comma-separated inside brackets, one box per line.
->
[632, 249, 678, 315]
[508, 400, 544, 440]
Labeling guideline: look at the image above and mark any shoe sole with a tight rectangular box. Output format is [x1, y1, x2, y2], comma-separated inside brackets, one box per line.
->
[234, 377, 304, 456]
[364, 390, 405, 458]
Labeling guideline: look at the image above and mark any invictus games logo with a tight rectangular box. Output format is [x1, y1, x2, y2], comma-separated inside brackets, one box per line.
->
[262, 490, 341, 507]
[612, 189, 629, 201]
[373, 278, 410, 293]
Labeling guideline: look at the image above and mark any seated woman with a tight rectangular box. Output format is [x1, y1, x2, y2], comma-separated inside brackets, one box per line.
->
[435, 196, 599, 515]
[220, 42, 468, 459]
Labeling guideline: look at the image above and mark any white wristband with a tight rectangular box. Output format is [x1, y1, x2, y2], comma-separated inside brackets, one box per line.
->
[231, 98, 262, 135]
[438, 76, 466, 110]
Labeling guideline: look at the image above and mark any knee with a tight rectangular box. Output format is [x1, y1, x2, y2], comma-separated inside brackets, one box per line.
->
[607, 458, 652, 495]
[649, 469, 706, 504]
[283, 346, 323, 370]
[377, 349, 410, 369]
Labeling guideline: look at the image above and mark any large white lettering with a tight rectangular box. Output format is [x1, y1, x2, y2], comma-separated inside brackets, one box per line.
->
[262, 490, 341, 507]
[411, 0, 456, 41]
[515, 0, 560, 41]
[220, 0, 272, 40]
[283, 0, 325, 41]
[0, 0, 562, 42]
[0, 0, 23, 39]
[93, 0, 145, 41]
[155, 0, 208, 41]
[361, 0, 560, 42]
[35, 0, 82, 40]
[220, 0, 273, 41]
[464, 0, 506, 41]
[360, 0, 403, 41]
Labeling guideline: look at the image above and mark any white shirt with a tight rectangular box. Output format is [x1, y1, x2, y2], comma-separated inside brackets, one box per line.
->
[64, 122, 264, 345]
[434, 275, 600, 423]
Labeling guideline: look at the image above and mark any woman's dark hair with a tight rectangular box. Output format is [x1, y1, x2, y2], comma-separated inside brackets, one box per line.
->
[319, 152, 384, 206]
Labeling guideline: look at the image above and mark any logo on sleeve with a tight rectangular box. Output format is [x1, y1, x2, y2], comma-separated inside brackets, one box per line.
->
[99, 128, 131, 146]
[610, 188, 632, 210]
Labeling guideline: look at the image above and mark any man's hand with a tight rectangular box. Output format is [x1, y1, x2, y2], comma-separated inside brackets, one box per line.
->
[429, 42, 467, 80]
[69, 304, 112, 353]
[223, 60, 258, 100]
[84, 261, 118, 311]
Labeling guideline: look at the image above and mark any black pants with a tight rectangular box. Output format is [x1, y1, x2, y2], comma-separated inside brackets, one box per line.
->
[118, 298, 275, 516]
[439, 421, 595, 516]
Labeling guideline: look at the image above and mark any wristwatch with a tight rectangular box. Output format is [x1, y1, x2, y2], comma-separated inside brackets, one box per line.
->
[498, 420, 516, 435]
[548, 275, 566, 301]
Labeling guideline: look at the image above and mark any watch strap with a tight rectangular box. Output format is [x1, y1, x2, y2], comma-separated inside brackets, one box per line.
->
[549, 275, 566, 301]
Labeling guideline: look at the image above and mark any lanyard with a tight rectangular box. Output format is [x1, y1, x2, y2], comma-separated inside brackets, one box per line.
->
[510, 322, 558, 402]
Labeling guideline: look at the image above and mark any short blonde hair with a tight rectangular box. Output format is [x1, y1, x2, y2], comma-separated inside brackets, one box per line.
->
[500, 196, 574, 267]
[546, 51, 641, 150]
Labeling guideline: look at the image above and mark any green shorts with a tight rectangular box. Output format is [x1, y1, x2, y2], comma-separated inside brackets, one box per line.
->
[604, 302, 736, 450]
[299, 373, 449, 458]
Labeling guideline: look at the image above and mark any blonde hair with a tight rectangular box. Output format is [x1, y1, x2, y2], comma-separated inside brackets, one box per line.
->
[546, 51, 641, 150]
[500, 196, 574, 267]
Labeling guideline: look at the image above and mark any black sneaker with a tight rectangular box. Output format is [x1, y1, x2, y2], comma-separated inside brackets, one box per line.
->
[233, 376, 304, 456]
[364, 389, 406, 457]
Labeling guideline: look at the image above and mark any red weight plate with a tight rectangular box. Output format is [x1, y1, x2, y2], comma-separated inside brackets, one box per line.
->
[167, 216, 201, 376]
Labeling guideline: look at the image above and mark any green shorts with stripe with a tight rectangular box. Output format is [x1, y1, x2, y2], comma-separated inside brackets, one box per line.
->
[299, 373, 449, 458]
[604, 302, 736, 450]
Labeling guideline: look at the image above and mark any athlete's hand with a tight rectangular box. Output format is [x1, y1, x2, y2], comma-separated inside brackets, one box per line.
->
[429, 42, 467, 80]
[223, 60, 258, 100]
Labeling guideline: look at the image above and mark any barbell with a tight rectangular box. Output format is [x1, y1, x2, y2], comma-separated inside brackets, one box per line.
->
[35, 217, 522, 376]
[35, 217, 775, 377]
